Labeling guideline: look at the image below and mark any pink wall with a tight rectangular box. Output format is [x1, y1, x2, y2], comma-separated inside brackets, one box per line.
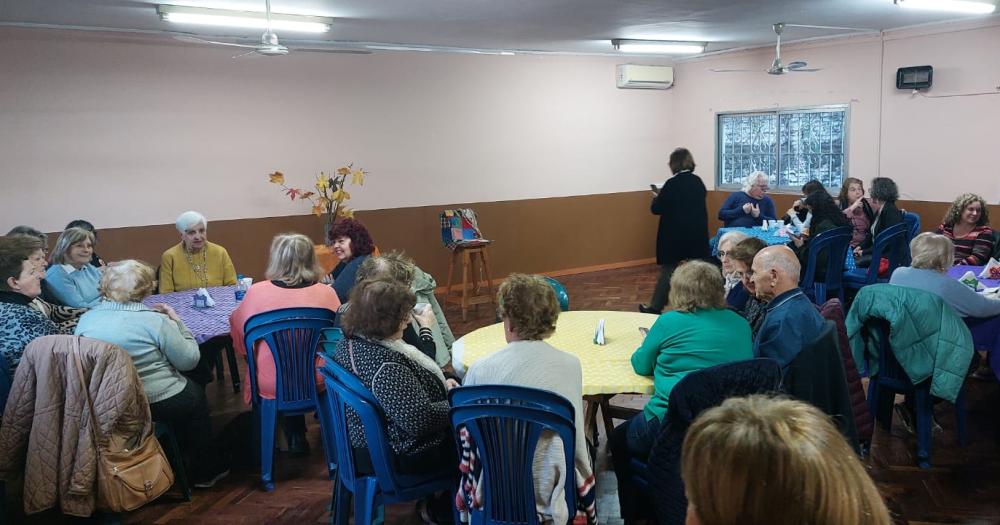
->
[672, 18, 1000, 202]
[0, 28, 675, 232]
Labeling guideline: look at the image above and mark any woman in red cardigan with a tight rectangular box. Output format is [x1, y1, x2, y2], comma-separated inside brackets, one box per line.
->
[230, 233, 341, 453]
[936, 193, 994, 266]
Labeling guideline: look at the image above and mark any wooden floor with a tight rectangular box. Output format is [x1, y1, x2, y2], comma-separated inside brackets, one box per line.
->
[7, 264, 1000, 524]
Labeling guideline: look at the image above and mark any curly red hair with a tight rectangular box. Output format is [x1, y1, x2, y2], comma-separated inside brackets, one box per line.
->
[327, 218, 375, 257]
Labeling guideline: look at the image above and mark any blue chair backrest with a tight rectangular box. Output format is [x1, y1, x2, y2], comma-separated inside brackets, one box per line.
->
[0, 357, 11, 416]
[448, 384, 575, 431]
[861, 222, 909, 285]
[320, 358, 411, 497]
[449, 385, 577, 525]
[542, 277, 569, 312]
[800, 226, 852, 301]
[866, 319, 910, 386]
[243, 307, 336, 411]
[903, 212, 921, 242]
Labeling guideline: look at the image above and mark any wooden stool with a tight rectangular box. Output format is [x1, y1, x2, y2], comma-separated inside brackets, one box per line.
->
[443, 245, 495, 321]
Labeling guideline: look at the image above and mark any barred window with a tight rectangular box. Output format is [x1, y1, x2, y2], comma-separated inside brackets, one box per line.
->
[717, 106, 847, 192]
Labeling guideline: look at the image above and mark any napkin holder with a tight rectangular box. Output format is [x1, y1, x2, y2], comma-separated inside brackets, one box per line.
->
[192, 287, 215, 308]
[593, 319, 606, 346]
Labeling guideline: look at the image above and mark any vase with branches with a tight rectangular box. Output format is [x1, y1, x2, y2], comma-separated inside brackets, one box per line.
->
[268, 165, 368, 239]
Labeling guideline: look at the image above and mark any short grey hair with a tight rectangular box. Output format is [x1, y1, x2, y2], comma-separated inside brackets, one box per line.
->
[175, 211, 207, 233]
[742, 171, 769, 193]
[718, 231, 750, 252]
[754, 245, 801, 281]
[51, 227, 95, 265]
[869, 177, 899, 203]
[100, 259, 157, 303]
[909, 233, 954, 273]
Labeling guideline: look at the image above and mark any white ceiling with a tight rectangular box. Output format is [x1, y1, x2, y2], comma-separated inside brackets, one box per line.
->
[1, 0, 997, 55]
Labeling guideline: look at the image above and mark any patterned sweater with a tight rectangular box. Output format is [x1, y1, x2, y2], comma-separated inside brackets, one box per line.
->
[936, 224, 995, 266]
[0, 293, 62, 370]
[331, 336, 449, 455]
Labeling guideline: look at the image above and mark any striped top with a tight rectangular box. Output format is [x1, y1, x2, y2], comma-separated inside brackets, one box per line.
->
[936, 223, 995, 266]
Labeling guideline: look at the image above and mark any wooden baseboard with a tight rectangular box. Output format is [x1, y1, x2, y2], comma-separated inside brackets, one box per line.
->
[433, 257, 657, 294]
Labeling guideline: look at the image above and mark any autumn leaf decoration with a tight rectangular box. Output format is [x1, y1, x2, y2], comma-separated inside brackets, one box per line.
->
[267, 164, 369, 231]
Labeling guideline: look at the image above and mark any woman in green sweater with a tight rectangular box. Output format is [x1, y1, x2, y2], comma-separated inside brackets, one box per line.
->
[610, 260, 753, 521]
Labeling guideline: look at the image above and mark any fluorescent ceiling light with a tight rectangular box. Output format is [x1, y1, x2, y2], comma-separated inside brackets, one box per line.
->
[158, 5, 332, 33]
[612, 39, 706, 54]
[893, 0, 996, 14]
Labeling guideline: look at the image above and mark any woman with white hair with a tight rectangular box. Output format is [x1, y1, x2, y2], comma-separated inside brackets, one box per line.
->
[44, 227, 102, 307]
[890, 233, 1000, 319]
[159, 210, 237, 293]
[75, 260, 229, 487]
[717, 171, 777, 228]
[717, 230, 749, 305]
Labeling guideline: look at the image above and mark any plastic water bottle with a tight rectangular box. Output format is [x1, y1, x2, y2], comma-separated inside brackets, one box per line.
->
[235, 273, 247, 301]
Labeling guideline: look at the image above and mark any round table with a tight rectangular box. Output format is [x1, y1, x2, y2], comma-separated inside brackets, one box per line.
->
[452, 310, 657, 442]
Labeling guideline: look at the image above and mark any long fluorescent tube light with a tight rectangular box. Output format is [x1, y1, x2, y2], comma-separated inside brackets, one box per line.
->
[612, 39, 707, 54]
[893, 0, 996, 14]
[158, 5, 332, 33]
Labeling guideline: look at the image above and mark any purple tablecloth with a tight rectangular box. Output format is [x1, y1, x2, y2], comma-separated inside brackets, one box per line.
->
[143, 286, 240, 344]
[947, 265, 1000, 382]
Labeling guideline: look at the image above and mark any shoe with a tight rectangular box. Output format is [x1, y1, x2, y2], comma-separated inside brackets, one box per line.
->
[193, 469, 230, 489]
[638, 304, 660, 315]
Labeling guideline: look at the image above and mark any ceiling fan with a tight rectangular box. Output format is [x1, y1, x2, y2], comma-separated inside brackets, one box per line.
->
[711, 23, 828, 75]
[172, 0, 369, 57]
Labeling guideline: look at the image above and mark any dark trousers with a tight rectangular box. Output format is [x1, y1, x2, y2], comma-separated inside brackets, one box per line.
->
[149, 379, 221, 478]
[649, 263, 677, 311]
[610, 413, 661, 522]
[184, 335, 229, 386]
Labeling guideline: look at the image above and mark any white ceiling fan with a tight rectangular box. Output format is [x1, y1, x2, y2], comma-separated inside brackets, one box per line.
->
[711, 22, 831, 75]
[172, 0, 369, 57]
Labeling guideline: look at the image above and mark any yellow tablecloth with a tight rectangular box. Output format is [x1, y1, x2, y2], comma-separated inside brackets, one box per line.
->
[456, 310, 657, 396]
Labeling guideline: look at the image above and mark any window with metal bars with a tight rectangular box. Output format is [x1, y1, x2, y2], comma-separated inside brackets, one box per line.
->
[716, 105, 848, 192]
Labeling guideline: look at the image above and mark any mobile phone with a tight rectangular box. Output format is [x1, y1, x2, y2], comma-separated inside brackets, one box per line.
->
[638, 327, 649, 337]
[650, 184, 660, 195]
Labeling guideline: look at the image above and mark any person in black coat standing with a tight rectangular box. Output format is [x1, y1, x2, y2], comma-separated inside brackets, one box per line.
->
[641, 148, 711, 314]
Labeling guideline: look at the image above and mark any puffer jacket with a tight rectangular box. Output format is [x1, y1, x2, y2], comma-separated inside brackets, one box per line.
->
[0, 335, 151, 517]
[846, 284, 973, 403]
[818, 299, 874, 445]
[412, 265, 456, 366]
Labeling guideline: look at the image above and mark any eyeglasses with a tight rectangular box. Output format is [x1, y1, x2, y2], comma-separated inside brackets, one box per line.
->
[717, 250, 729, 258]
[753, 184, 770, 191]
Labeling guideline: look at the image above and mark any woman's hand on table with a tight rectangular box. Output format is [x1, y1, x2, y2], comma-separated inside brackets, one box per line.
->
[152, 303, 182, 323]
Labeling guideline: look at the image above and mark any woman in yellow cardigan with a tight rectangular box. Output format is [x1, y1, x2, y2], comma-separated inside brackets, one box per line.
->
[159, 211, 237, 293]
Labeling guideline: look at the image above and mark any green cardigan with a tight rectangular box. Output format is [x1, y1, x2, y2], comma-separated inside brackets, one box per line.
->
[631, 308, 753, 421]
[845, 284, 973, 403]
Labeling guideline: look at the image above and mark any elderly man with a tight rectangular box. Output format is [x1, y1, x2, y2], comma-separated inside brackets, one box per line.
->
[749, 245, 825, 368]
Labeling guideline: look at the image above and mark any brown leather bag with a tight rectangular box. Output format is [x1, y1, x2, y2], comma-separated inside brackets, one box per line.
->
[72, 337, 175, 512]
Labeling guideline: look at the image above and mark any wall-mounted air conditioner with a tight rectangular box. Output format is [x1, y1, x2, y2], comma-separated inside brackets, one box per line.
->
[616, 64, 674, 90]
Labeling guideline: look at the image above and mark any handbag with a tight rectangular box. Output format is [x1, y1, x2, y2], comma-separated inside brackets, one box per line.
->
[72, 337, 175, 512]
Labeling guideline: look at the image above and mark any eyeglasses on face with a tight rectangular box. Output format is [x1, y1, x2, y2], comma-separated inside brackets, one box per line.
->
[718, 250, 729, 258]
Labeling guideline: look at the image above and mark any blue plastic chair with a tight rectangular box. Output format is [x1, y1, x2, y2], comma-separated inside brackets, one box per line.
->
[542, 277, 570, 312]
[448, 385, 577, 525]
[799, 226, 852, 304]
[843, 222, 909, 290]
[243, 307, 338, 491]
[320, 359, 454, 525]
[863, 319, 967, 468]
[0, 356, 11, 417]
[903, 211, 921, 242]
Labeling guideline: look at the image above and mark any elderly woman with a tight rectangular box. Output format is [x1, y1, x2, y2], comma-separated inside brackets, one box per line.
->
[682, 396, 891, 525]
[353, 253, 449, 363]
[718, 230, 749, 304]
[612, 260, 753, 520]
[0, 236, 64, 371]
[65, 219, 106, 267]
[935, 193, 994, 266]
[461, 274, 597, 524]
[641, 147, 711, 314]
[44, 227, 102, 308]
[159, 211, 237, 293]
[853, 177, 903, 265]
[229, 233, 341, 453]
[837, 177, 874, 247]
[327, 218, 376, 301]
[726, 237, 769, 336]
[718, 171, 777, 228]
[75, 260, 228, 488]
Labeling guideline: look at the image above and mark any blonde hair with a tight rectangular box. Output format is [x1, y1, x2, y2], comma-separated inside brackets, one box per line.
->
[497, 274, 560, 340]
[909, 232, 954, 272]
[100, 260, 157, 303]
[356, 251, 416, 285]
[51, 227, 95, 265]
[682, 395, 891, 525]
[942, 193, 990, 227]
[668, 260, 726, 313]
[264, 233, 323, 286]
